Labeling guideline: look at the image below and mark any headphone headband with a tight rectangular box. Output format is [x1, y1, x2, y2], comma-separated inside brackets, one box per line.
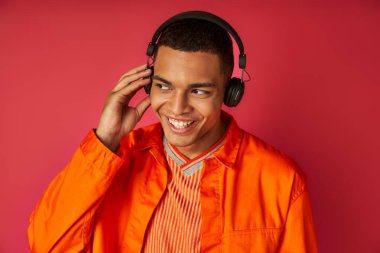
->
[146, 11, 246, 69]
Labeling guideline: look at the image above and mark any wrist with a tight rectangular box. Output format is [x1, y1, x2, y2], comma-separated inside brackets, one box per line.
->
[94, 129, 120, 152]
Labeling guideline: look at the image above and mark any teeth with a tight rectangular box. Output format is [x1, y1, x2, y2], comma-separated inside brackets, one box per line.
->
[168, 118, 194, 129]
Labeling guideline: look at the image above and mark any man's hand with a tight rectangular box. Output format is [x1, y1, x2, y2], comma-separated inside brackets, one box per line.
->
[96, 64, 152, 152]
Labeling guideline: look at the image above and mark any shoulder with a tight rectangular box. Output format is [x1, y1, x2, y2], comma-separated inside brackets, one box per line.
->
[240, 131, 300, 170]
[238, 130, 307, 200]
[119, 122, 163, 149]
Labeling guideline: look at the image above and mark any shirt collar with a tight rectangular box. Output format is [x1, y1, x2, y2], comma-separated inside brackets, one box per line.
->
[163, 131, 226, 176]
[213, 111, 243, 168]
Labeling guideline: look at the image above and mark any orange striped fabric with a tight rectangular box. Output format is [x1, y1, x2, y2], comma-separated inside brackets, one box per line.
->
[142, 136, 225, 252]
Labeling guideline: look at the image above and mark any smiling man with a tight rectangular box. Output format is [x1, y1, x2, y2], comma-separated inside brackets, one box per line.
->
[28, 11, 318, 253]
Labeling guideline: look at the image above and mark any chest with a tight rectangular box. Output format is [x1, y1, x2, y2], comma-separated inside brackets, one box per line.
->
[93, 154, 288, 252]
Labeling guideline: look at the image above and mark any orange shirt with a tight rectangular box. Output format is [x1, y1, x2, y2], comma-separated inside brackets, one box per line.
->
[28, 113, 318, 252]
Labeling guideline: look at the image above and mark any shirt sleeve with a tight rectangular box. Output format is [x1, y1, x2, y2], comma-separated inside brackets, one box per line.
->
[27, 130, 125, 253]
[277, 181, 319, 253]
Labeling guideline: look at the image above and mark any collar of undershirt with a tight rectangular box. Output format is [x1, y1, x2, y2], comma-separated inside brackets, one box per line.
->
[163, 132, 226, 177]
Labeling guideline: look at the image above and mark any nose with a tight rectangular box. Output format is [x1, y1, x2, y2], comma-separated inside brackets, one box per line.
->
[169, 91, 189, 115]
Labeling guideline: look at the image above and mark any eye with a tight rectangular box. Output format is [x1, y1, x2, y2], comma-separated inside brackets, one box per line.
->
[192, 89, 210, 95]
[155, 83, 171, 90]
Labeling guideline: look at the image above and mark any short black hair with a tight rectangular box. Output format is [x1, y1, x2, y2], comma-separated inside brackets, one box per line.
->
[154, 19, 234, 82]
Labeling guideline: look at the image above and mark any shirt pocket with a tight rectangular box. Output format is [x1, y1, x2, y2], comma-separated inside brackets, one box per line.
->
[221, 228, 282, 253]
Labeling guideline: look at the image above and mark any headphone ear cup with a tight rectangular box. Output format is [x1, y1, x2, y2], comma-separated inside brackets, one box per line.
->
[224, 77, 245, 107]
[143, 82, 152, 95]
[143, 66, 154, 94]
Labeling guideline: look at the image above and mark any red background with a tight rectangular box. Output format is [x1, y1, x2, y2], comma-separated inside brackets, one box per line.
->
[1, 0, 379, 252]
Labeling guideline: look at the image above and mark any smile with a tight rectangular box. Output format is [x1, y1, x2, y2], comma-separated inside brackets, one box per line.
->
[168, 118, 195, 129]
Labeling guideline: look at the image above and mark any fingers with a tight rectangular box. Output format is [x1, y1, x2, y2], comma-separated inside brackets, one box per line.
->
[114, 64, 150, 92]
[114, 77, 150, 105]
[135, 96, 151, 120]
[118, 64, 147, 82]
[113, 68, 151, 93]
[104, 64, 151, 119]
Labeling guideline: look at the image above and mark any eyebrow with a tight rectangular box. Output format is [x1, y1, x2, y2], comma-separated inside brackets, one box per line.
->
[152, 75, 216, 88]
[189, 83, 216, 89]
[152, 75, 172, 85]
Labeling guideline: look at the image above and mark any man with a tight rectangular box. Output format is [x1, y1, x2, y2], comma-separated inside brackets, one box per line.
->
[28, 12, 318, 252]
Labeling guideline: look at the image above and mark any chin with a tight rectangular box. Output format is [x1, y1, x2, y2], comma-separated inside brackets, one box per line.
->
[162, 123, 198, 145]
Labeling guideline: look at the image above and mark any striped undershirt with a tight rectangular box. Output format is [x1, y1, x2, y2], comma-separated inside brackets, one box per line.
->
[142, 135, 225, 252]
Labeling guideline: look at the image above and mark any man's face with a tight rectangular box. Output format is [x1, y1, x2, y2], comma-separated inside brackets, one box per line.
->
[150, 46, 226, 158]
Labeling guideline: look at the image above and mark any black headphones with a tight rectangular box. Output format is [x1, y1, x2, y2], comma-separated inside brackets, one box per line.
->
[144, 10, 247, 107]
